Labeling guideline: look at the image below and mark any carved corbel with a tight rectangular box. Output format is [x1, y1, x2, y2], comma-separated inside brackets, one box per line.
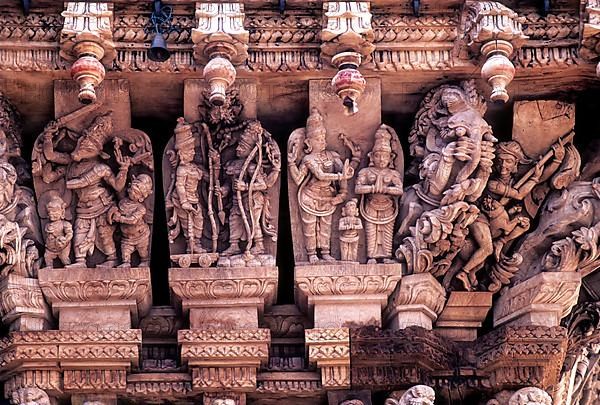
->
[462, 2, 528, 102]
[192, 3, 249, 106]
[59, 3, 116, 104]
[580, 1, 600, 76]
[321, 2, 375, 114]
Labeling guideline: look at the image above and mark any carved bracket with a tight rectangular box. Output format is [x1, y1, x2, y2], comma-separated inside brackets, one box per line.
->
[305, 327, 350, 389]
[462, 1, 528, 102]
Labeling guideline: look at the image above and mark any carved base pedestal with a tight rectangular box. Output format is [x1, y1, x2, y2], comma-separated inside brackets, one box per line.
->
[434, 291, 492, 341]
[38, 267, 152, 330]
[170, 266, 277, 393]
[0, 275, 52, 331]
[295, 263, 401, 329]
[384, 273, 446, 330]
[494, 272, 582, 328]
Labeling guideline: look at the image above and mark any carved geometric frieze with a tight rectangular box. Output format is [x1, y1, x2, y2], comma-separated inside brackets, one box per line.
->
[476, 325, 568, 390]
[295, 263, 401, 328]
[255, 371, 322, 395]
[192, 2, 249, 65]
[320, 2, 375, 64]
[4, 370, 62, 399]
[63, 369, 127, 393]
[0, 275, 52, 332]
[494, 272, 581, 328]
[384, 273, 446, 330]
[126, 373, 193, 401]
[38, 267, 152, 329]
[59, 2, 116, 64]
[192, 367, 256, 391]
[305, 328, 350, 389]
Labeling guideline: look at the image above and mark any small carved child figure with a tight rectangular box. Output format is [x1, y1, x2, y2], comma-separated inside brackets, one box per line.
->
[44, 195, 73, 267]
[108, 174, 153, 267]
[338, 199, 362, 262]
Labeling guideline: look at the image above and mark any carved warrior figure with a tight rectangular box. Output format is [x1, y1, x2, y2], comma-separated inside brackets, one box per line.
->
[165, 91, 280, 267]
[288, 108, 360, 264]
[355, 125, 403, 263]
[385, 385, 436, 405]
[32, 108, 154, 268]
[339, 199, 362, 262]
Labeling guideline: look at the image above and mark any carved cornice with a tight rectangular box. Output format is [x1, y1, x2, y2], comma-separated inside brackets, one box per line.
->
[179, 328, 270, 364]
[126, 373, 194, 399]
[4, 370, 62, 398]
[256, 371, 322, 394]
[192, 366, 256, 390]
[169, 266, 277, 305]
[63, 369, 127, 392]
[305, 327, 350, 389]
[476, 325, 568, 390]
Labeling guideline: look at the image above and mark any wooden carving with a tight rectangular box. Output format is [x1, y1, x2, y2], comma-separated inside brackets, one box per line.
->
[32, 106, 154, 269]
[164, 90, 280, 268]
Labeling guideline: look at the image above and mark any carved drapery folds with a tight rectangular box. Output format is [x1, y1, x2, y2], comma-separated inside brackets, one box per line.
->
[462, 2, 527, 102]
[60, 3, 116, 104]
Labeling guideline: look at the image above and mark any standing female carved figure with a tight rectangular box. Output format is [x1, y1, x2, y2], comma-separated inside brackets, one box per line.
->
[355, 125, 403, 263]
[288, 108, 359, 264]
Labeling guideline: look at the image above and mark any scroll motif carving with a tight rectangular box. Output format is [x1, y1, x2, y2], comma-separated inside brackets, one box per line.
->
[164, 91, 280, 268]
[32, 107, 154, 269]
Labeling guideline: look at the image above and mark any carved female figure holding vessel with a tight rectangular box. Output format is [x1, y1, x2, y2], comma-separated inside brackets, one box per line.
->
[355, 125, 403, 263]
[288, 108, 359, 264]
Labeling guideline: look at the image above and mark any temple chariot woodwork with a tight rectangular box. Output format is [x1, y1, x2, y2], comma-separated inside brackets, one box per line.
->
[1, 1, 600, 404]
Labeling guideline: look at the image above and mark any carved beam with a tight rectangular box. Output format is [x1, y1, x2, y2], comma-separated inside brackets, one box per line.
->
[59, 2, 116, 104]
[462, 1, 528, 102]
[192, 2, 249, 106]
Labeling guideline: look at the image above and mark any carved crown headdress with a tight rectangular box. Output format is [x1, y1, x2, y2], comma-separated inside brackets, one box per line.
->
[174, 117, 195, 150]
[306, 108, 326, 138]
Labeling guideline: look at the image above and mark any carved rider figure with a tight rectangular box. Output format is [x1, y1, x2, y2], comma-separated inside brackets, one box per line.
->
[220, 120, 280, 257]
[288, 108, 357, 264]
[355, 125, 403, 263]
[166, 118, 208, 254]
[66, 112, 131, 267]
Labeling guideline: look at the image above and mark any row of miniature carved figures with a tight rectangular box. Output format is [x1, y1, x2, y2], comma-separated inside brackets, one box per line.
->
[1, 80, 598, 296]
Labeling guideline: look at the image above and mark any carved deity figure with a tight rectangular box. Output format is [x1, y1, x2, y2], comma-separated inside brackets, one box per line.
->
[338, 199, 362, 262]
[10, 388, 50, 405]
[43, 194, 73, 267]
[396, 82, 496, 289]
[166, 118, 208, 255]
[385, 385, 435, 405]
[355, 125, 403, 263]
[108, 174, 153, 267]
[288, 108, 360, 264]
[220, 120, 280, 257]
[64, 113, 131, 267]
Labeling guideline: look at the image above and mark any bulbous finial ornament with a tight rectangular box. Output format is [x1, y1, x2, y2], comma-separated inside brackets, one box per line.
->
[203, 56, 237, 107]
[331, 52, 366, 115]
[69, 41, 106, 105]
[480, 40, 516, 103]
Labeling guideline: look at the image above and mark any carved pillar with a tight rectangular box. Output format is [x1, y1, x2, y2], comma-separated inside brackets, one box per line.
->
[192, 3, 249, 106]
[321, 2, 375, 113]
[462, 1, 527, 102]
[59, 3, 116, 104]
[168, 80, 274, 395]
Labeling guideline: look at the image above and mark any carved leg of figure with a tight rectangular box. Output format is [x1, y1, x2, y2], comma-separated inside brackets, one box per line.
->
[59, 243, 71, 266]
[179, 209, 206, 254]
[494, 219, 530, 260]
[119, 241, 134, 268]
[249, 202, 265, 255]
[96, 214, 117, 266]
[460, 221, 493, 289]
[138, 240, 150, 267]
[300, 210, 319, 263]
[72, 217, 95, 267]
[44, 251, 57, 268]
[318, 215, 335, 262]
[340, 241, 349, 261]
[223, 209, 243, 256]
